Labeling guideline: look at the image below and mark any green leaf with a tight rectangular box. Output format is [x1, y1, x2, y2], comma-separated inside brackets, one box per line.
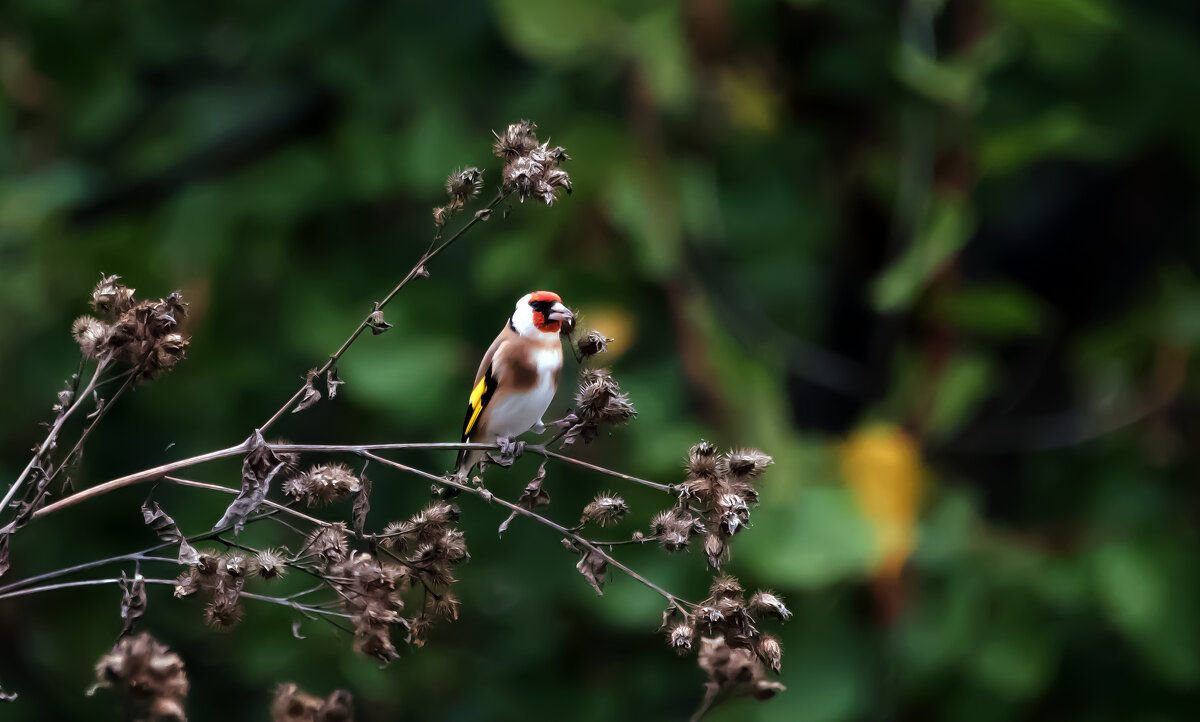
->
[873, 199, 976, 312]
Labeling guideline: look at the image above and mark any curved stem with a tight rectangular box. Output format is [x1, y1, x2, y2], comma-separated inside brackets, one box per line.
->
[258, 190, 511, 434]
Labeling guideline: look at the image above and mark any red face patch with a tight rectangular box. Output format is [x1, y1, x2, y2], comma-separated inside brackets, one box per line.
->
[528, 290, 562, 303]
[532, 311, 559, 333]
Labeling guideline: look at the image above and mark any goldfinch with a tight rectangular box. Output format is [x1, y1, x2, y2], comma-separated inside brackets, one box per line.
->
[456, 291, 573, 475]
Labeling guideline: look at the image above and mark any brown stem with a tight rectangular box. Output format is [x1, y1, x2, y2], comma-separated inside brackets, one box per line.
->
[359, 451, 692, 610]
[258, 190, 511, 434]
[32, 443, 250, 520]
[1, 360, 109, 514]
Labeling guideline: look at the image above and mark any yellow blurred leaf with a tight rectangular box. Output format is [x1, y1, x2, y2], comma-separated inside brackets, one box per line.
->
[839, 425, 925, 579]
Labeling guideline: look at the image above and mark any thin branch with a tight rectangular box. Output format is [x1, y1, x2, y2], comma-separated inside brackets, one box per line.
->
[1, 360, 109, 514]
[31, 442, 249, 520]
[360, 451, 693, 610]
[530, 446, 674, 493]
[258, 189, 511, 434]
[45, 359, 144, 488]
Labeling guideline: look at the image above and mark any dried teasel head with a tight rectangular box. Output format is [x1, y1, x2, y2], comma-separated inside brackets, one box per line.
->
[72, 316, 109, 359]
[445, 167, 484, 203]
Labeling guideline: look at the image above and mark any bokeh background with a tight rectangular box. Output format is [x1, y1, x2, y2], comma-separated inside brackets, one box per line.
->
[3, 0, 1200, 720]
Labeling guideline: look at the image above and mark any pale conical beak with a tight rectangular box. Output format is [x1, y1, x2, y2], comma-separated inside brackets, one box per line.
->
[548, 302, 573, 323]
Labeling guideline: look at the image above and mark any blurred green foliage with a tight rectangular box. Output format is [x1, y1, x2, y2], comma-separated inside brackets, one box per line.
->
[2, 0, 1200, 720]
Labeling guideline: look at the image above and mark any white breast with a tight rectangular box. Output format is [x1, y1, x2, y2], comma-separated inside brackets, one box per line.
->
[484, 347, 561, 439]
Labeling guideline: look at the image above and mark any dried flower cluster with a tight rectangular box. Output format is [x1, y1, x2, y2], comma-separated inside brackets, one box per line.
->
[282, 464, 362, 506]
[90, 632, 189, 722]
[677, 443, 773, 568]
[271, 683, 354, 722]
[561, 368, 637, 445]
[75, 274, 190, 379]
[665, 576, 789, 708]
[493, 120, 572, 205]
[173, 548, 284, 629]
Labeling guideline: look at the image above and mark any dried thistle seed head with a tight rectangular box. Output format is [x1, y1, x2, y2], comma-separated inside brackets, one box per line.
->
[72, 316, 109, 359]
[575, 330, 611, 359]
[502, 155, 542, 199]
[717, 493, 751, 536]
[575, 368, 636, 426]
[255, 549, 287, 580]
[195, 550, 222, 576]
[704, 533, 727, 568]
[668, 624, 695, 653]
[749, 591, 791, 621]
[687, 440, 720, 479]
[492, 120, 540, 159]
[581, 492, 629, 527]
[718, 448, 774, 481]
[91, 274, 136, 317]
[173, 570, 199, 599]
[758, 634, 783, 673]
[650, 509, 677, 535]
[204, 597, 244, 630]
[222, 552, 254, 578]
[446, 167, 484, 203]
[537, 165, 572, 205]
[302, 522, 350, 563]
[709, 575, 744, 600]
[92, 632, 188, 722]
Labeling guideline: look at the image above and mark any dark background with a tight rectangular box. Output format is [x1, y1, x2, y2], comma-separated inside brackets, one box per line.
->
[2, 0, 1200, 720]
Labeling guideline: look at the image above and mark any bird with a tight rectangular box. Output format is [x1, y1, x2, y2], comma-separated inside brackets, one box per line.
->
[455, 291, 573, 477]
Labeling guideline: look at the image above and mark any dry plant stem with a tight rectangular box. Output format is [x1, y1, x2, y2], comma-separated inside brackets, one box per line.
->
[46, 364, 142, 488]
[360, 451, 694, 612]
[0, 506, 289, 594]
[162, 476, 329, 527]
[1, 359, 109, 514]
[33, 442, 251, 519]
[257, 189, 512, 435]
[531, 445, 674, 493]
[0, 577, 352, 623]
[33, 440, 673, 522]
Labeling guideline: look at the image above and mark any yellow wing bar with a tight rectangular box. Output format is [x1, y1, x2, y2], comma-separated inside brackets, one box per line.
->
[464, 376, 489, 438]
